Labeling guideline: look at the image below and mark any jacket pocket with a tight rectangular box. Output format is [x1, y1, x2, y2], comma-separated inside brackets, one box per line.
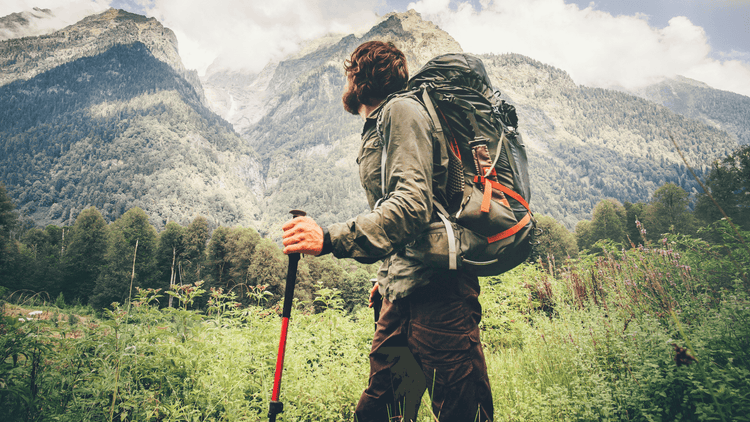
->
[358, 133, 383, 197]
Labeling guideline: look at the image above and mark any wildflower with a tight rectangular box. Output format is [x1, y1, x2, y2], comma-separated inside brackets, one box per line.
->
[28, 311, 43, 317]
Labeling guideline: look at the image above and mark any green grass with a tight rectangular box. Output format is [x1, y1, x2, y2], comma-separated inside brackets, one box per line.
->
[2, 234, 750, 421]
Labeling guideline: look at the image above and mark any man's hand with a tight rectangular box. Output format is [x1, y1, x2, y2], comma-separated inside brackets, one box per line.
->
[282, 216, 324, 256]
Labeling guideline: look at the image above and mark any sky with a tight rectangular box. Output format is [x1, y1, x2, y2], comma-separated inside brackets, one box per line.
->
[2, 0, 749, 96]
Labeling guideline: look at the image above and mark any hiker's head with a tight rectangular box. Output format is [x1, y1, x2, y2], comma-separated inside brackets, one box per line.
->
[342, 41, 408, 115]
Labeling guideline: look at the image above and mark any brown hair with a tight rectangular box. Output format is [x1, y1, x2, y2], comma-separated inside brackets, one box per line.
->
[344, 41, 408, 106]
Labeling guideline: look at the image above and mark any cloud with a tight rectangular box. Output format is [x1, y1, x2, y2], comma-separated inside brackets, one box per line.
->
[0, 0, 109, 40]
[407, 0, 750, 96]
[142, 0, 380, 76]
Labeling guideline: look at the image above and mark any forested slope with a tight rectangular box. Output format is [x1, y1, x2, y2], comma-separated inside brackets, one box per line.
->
[0, 41, 262, 229]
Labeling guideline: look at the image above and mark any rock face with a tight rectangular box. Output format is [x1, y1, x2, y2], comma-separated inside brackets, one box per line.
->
[202, 10, 462, 138]
[0, 8, 742, 233]
[204, 10, 739, 230]
[0, 8, 204, 102]
[0, 9, 259, 230]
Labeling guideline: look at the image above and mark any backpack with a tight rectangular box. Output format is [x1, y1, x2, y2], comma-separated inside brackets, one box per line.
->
[378, 53, 537, 276]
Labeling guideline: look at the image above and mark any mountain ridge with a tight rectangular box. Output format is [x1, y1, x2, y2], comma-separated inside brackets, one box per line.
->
[0, 9, 262, 230]
[0, 7, 55, 41]
[0, 8, 206, 104]
[0, 8, 745, 233]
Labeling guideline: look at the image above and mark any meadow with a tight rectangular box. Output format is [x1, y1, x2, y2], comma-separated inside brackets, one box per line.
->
[2, 221, 749, 421]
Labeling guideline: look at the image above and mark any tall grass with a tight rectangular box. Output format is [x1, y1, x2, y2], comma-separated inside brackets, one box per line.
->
[481, 227, 750, 421]
[1, 226, 749, 421]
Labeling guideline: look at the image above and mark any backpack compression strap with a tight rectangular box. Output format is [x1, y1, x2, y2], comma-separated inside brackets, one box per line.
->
[475, 175, 532, 243]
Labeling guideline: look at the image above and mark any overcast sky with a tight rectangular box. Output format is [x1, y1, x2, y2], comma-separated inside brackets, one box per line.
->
[2, 0, 749, 96]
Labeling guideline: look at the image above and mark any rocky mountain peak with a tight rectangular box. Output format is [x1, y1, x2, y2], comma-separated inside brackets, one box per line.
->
[365, 9, 462, 70]
[0, 8, 186, 88]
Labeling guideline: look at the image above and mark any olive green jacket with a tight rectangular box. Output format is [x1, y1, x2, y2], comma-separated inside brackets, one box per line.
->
[322, 93, 450, 301]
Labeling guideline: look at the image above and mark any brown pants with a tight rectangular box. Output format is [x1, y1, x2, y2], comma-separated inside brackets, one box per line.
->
[355, 271, 493, 422]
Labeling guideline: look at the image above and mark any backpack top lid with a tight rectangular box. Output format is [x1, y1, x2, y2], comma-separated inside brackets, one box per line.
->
[407, 53, 494, 98]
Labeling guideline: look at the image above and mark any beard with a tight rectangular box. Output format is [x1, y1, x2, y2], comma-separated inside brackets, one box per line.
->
[342, 85, 361, 116]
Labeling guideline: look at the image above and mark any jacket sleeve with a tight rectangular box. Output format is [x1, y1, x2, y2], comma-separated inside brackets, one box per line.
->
[326, 97, 434, 261]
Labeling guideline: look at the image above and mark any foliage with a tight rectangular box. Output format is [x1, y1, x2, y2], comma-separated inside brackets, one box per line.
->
[63, 206, 107, 304]
[1, 282, 374, 421]
[0, 181, 17, 239]
[486, 225, 750, 421]
[530, 214, 579, 263]
[3, 222, 749, 421]
[89, 207, 158, 310]
[0, 42, 259, 231]
[695, 144, 750, 231]
[643, 182, 697, 240]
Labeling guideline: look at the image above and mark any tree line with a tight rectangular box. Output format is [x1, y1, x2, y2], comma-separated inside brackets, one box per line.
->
[0, 185, 374, 312]
[1, 145, 747, 312]
[517, 144, 749, 266]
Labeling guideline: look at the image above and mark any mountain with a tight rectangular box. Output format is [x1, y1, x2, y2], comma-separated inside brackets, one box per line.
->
[203, 11, 466, 231]
[0, 9, 262, 230]
[0, 8, 742, 234]
[629, 76, 750, 146]
[0, 7, 54, 41]
[203, 10, 739, 230]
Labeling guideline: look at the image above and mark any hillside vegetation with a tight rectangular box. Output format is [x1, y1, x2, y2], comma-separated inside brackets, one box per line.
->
[2, 142, 749, 419]
[0, 42, 261, 230]
[2, 222, 748, 421]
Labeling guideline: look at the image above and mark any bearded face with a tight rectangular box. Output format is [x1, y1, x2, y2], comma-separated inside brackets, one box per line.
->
[342, 74, 361, 116]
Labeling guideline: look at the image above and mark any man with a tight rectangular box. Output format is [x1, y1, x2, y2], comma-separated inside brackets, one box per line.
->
[282, 40, 493, 422]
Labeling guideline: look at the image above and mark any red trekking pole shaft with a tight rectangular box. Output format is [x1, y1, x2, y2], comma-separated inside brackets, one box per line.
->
[268, 210, 305, 422]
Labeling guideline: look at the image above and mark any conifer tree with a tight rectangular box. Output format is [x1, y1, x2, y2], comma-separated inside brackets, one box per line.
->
[0, 182, 17, 240]
[183, 216, 210, 283]
[695, 145, 750, 230]
[0, 182, 20, 290]
[206, 226, 231, 290]
[64, 207, 107, 304]
[18, 227, 64, 296]
[90, 207, 157, 310]
[156, 221, 186, 302]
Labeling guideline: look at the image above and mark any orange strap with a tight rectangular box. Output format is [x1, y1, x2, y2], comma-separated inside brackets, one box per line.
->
[475, 177, 530, 211]
[474, 176, 532, 244]
[481, 178, 493, 213]
[488, 212, 532, 244]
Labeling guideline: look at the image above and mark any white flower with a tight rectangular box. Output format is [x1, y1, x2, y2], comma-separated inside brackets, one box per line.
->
[28, 311, 43, 317]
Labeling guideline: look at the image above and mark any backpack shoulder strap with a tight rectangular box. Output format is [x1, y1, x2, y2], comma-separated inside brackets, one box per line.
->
[376, 87, 460, 270]
[375, 88, 442, 203]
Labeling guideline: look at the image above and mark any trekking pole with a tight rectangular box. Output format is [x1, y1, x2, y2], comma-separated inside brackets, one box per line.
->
[268, 209, 306, 422]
